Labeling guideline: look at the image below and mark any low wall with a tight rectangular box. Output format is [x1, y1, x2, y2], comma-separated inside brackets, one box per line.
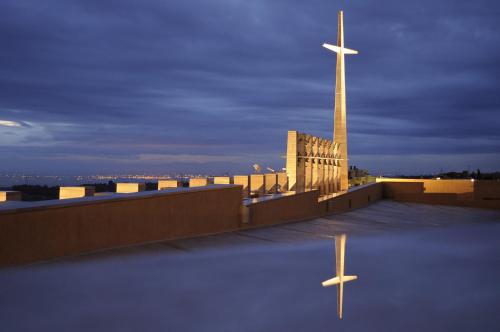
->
[190, 178, 209, 187]
[59, 186, 95, 199]
[0, 191, 21, 202]
[320, 182, 384, 214]
[377, 178, 500, 209]
[473, 181, 500, 201]
[243, 190, 321, 228]
[233, 176, 250, 198]
[158, 180, 180, 189]
[250, 174, 265, 195]
[4, 178, 496, 267]
[0, 185, 242, 266]
[116, 182, 145, 193]
[214, 176, 231, 185]
[264, 173, 277, 194]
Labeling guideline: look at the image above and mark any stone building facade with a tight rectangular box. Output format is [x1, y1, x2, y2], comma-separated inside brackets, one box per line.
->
[286, 130, 342, 195]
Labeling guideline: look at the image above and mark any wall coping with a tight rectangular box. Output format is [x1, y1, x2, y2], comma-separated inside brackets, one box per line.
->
[375, 178, 487, 183]
[346, 182, 381, 192]
[243, 189, 319, 206]
[0, 184, 240, 215]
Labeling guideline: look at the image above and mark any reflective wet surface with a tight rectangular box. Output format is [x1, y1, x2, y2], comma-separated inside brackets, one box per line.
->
[321, 234, 358, 319]
[1, 201, 500, 331]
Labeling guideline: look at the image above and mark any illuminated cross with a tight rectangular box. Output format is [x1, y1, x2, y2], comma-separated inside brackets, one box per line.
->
[321, 233, 358, 319]
[323, 10, 358, 191]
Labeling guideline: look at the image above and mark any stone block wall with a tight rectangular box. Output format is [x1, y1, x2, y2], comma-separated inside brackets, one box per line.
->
[286, 130, 341, 196]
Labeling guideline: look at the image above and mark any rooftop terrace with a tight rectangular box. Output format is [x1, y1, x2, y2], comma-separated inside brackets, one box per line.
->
[1, 201, 499, 331]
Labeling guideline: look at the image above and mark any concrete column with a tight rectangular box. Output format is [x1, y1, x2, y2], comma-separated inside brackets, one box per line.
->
[158, 179, 180, 190]
[214, 176, 232, 185]
[264, 173, 277, 194]
[116, 183, 145, 193]
[285, 130, 297, 191]
[327, 142, 334, 194]
[305, 158, 313, 190]
[328, 161, 334, 193]
[324, 164, 328, 194]
[277, 172, 288, 192]
[331, 161, 337, 193]
[312, 159, 319, 190]
[323, 161, 328, 195]
[323, 161, 329, 195]
[0, 191, 21, 202]
[250, 174, 265, 196]
[59, 186, 95, 200]
[335, 164, 340, 192]
[286, 131, 307, 192]
[318, 159, 324, 195]
[189, 178, 209, 187]
[233, 175, 250, 198]
[297, 157, 306, 192]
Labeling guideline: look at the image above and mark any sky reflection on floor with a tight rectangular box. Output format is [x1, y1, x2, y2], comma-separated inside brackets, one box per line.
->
[1, 202, 499, 331]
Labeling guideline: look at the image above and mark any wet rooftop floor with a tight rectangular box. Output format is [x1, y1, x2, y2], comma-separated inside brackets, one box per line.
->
[1, 201, 500, 331]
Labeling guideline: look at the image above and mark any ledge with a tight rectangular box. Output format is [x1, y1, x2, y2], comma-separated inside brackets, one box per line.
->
[243, 190, 314, 206]
[0, 184, 240, 215]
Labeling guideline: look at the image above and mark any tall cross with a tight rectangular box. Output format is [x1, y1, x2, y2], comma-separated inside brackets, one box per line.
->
[323, 11, 358, 191]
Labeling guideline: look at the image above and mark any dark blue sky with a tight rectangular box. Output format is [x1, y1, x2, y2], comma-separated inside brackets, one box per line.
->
[0, 0, 499, 175]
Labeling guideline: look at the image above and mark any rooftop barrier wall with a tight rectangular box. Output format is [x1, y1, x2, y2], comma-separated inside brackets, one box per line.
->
[377, 178, 500, 209]
[320, 182, 384, 214]
[243, 190, 321, 228]
[2, 179, 497, 266]
[0, 185, 242, 266]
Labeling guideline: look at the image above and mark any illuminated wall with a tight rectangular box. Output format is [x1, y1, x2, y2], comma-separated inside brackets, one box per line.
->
[286, 130, 342, 195]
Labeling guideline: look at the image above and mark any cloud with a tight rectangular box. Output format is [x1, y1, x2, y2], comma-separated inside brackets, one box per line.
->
[0, 120, 52, 147]
[138, 154, 246, 164]
[0, 120, 31, 128]
[0, 0, 499, 174]
[0, 120, 22, 127]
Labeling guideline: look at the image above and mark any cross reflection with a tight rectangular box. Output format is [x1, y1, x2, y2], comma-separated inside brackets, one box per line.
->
[322, 234, 358, 319]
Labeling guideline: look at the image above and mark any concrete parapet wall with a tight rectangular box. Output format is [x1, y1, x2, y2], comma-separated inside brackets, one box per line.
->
[376, 178, 500, 209]
[474, 181, 500, 201]
[0, 191, 22, 202]
[116, 183, 145, 193]
[59, 186, 95, 200]
[214, 177, 232, 185]
[3, 178, 497, 267]
[377, 178, 474, 194]
[244, 190, 321, 228]
[233, 176, 250, 198]
[250, 174, 265, 195]
[277, 172, 288, 192]
[0, 186, 242, 266]
[264, 174, 277, 194]
[322, 183, 384, 214]
[158, 180, 180, 189]
[189, 178, 209, 187]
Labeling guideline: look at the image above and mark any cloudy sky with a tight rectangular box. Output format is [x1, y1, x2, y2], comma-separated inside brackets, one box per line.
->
[0, 0, 499, 175]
